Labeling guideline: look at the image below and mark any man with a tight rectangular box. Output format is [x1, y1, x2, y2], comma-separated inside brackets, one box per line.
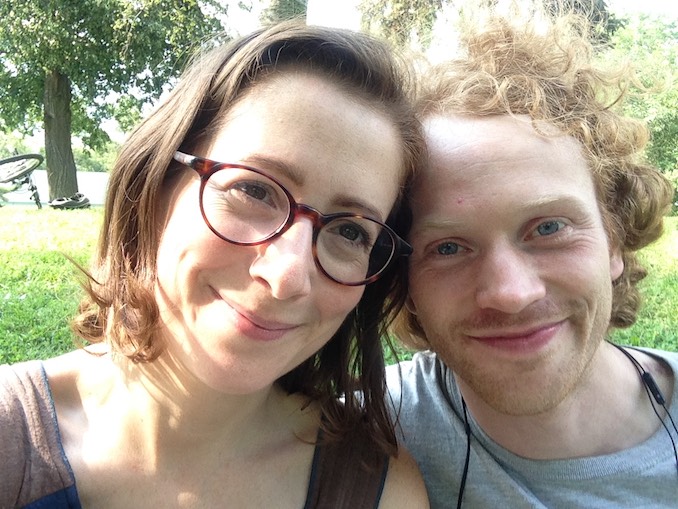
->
[387, 10, 677, 509]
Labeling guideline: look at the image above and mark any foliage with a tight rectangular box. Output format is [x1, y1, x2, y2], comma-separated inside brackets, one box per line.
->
[0, 0, 231, 199]
[602, 16, 678, 174]
[360, 0, 618, 50]
[0, 0, 229, 149]
[73, 142, 120, 173]
[361, 0, 443, 49]
[260, 0, 307, 24]
[544, 0, 625, 43]
[0, 208, 676, 364]
[0, 132, 35, 159]
[0, 131, 119, 173]
[647, 113, 678, 176]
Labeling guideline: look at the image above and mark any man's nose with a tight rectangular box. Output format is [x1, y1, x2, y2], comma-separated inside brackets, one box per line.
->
[474, 243, 546, 313]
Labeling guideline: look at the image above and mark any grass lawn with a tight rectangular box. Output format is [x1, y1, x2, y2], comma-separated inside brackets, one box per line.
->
[610, 216, 678, 351]
[0, 205, 676, 364]
[0, 205, 103, 363]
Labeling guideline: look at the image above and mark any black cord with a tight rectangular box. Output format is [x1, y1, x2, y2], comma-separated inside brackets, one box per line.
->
[457, 397, 471, 509]
[609, 342, 678, 477]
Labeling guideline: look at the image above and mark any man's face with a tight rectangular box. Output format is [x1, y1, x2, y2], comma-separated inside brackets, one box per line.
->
[407, 114, 624, 416]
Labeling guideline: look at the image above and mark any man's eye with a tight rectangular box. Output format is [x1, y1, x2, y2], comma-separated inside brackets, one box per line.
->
[535, 220, 565, 237]
[436, 242, 461, 255]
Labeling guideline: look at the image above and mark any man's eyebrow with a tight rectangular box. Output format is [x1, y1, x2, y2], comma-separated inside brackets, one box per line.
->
[415, 195, 590, 231]
[241, 154, 384, 220]
[414, 218, 465, 233]
[521, 194, 591, 214]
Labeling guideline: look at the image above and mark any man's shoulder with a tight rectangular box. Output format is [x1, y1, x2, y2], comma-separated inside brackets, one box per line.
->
[386, 350, 448, 390]
[635, 346, 678, 379]
[640, 346, 678, 362]
[386, 350, 460, 419]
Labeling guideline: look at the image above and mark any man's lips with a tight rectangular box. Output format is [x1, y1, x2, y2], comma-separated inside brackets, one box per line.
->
[466, 321, 564, 352]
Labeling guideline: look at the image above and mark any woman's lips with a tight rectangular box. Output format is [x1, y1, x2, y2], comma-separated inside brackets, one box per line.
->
[230, 310, 295, 342]
[214, 289, 298, 342]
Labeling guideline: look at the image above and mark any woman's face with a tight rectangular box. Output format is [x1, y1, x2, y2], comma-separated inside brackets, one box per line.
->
[154, 72, 403, 395]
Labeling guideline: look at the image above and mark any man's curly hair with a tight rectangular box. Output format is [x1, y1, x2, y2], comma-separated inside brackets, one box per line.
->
[397, 8, 674, 349]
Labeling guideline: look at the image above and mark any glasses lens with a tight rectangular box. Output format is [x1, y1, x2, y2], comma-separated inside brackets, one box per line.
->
[316, 216, 396, 284]
[201, 167, 290, 243]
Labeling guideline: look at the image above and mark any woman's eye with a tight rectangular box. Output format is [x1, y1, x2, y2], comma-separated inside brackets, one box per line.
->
[338, 223, 363, 242]
[535, 220, 565, 237]
[436, 241, 461, 256]
[234, 182, 269, 202]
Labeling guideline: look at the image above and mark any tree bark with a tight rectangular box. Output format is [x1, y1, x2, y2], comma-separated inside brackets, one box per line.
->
[44, 69, 78, 201]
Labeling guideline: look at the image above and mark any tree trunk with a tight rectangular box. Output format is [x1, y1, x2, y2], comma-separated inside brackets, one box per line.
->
[44, 69, 78, 201]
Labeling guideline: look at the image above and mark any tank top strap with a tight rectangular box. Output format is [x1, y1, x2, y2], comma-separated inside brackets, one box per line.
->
[303, 426, 389, 509]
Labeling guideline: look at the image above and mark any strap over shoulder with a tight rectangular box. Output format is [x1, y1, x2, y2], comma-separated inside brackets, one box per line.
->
[304, 428, 389, 509]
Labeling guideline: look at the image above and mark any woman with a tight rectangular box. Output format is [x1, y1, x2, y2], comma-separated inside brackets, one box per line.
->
[0, 21, 429, 508]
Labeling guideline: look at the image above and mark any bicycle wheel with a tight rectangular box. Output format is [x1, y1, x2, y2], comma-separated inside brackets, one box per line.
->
[0, 154, 44, 183]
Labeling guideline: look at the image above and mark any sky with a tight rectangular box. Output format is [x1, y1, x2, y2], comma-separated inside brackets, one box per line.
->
[607, 0, 678, 19]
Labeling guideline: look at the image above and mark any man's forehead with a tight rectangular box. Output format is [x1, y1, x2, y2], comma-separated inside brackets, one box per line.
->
[413, 113, 595, 211]
[423, 113, 567, 142]
[421, 114, 584, 175]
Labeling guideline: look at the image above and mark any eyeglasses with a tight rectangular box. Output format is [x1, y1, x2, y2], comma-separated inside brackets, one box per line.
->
[173, 151, 412, 286]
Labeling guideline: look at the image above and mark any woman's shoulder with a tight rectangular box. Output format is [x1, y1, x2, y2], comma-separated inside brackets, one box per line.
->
[42, 347, 114, 405]
[0, 359, 48, 423]
[0, 357, 79, 507]
[379, 447, 430, 509]
[0, 359, 53, 429]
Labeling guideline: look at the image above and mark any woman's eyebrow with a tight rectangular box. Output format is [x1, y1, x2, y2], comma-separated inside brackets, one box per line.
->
[242, 154, 385, 220]
[241, 154, 305, 186]
[332, 195, 383, 220]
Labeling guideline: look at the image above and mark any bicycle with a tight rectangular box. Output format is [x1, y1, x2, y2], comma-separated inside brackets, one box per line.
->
[0, 153, 43, 209]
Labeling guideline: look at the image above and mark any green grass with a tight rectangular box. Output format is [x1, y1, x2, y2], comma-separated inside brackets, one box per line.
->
[610, 217, 678, 351]
[0, 206, 676, 364]
[0, 205, 103, 363]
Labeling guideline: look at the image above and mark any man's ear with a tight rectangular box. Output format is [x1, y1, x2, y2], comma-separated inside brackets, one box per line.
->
[610, 247, 624, 281]
[405, 295, 418, 315]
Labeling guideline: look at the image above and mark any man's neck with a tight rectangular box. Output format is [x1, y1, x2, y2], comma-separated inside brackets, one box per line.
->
[458, 342, 671, 460]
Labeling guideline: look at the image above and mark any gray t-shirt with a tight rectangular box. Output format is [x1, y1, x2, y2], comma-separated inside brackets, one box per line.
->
[386, 348, 678, 508]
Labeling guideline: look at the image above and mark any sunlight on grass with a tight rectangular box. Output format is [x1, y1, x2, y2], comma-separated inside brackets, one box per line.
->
[0, 205, 103, 363]
[0, 205, 103, 256]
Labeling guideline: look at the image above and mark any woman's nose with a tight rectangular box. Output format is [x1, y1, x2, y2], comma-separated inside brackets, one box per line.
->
[249, 219, 315, 300]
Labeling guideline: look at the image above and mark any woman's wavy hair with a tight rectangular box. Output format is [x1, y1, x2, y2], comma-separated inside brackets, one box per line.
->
[397, 7, 674, 349]
[71, 20, 424, 457]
